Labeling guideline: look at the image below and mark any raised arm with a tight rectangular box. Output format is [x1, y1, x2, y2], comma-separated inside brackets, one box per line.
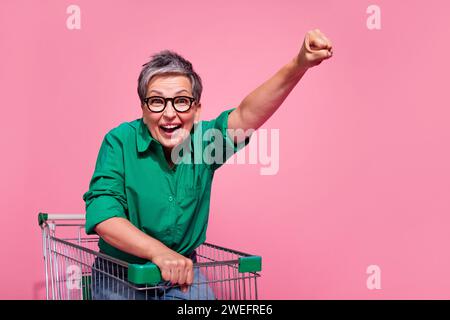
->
[228, 29, 333, 141]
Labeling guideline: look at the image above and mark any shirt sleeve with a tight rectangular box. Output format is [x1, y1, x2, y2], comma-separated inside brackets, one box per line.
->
[201, 108, 252, 171]
[82, 130, 128, 235]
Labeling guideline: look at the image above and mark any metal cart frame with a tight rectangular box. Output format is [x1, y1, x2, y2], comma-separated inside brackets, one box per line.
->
[38, 213, 262, 300]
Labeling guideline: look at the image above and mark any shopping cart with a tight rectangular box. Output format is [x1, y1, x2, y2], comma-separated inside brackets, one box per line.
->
[38, 213, 262, 300]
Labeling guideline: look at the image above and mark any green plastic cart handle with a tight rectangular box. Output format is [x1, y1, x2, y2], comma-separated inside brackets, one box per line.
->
[38, 213, 48, 226]
[128, 262, 162, 286]
[128, 255, 262, 286]
[238, 256, 262, 273]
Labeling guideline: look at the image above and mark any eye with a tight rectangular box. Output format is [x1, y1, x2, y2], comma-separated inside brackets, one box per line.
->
[149, 97, 164, 105]
[175, 97, 190, 104]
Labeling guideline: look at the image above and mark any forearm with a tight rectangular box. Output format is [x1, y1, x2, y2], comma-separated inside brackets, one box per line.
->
[95, 217, 168, 261]
[232, 56, 308, 132]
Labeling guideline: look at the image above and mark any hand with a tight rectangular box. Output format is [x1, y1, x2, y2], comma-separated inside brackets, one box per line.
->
[151, 247, 194, 292]
[296, 29, 333, 69]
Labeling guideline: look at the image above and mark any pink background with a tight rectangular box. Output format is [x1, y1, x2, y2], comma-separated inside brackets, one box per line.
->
[1, 0, 449, 299]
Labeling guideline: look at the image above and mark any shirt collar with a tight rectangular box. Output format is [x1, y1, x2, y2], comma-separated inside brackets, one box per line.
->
[136, 118, 158, 153]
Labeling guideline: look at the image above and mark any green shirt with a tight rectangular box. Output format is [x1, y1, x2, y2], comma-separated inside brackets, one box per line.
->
[82, 108, 250, 264]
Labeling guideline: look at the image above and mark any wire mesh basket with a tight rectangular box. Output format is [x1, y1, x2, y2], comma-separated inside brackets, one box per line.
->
[38, 213, 262, 300]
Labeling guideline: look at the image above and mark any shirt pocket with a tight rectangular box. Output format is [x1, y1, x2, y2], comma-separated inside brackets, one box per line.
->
[178, 185, 202, 208]
[184, 185, 201, 198]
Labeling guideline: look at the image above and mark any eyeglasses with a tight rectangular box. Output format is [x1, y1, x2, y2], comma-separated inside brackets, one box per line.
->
[143, 96, 196, 113]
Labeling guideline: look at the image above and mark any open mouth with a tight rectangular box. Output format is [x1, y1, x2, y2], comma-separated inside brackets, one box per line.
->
[160, 124, 182, 134]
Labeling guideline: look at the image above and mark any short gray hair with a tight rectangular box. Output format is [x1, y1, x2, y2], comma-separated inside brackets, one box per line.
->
[137, 50, 203, 105]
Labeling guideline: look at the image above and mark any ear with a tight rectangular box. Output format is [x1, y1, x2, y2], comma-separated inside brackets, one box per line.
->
[141, 104, 147, 124]
[194, 103, 201, 123]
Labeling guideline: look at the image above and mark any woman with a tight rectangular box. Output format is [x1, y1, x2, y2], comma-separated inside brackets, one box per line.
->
[83, 29, 333, 300]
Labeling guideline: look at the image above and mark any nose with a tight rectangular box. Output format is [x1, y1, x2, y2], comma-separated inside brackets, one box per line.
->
[163, 100, 177, 118]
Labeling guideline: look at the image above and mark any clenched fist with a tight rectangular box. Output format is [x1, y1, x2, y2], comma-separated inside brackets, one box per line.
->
[151, 247, 194, 292]
[296, 29, 333, 69]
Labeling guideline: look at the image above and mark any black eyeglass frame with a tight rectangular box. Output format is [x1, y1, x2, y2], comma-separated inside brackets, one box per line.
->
[143, 96, 197, 113]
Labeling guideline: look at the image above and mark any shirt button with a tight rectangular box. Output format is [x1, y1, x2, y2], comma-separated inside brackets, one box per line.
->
[168, 195, 174, 202]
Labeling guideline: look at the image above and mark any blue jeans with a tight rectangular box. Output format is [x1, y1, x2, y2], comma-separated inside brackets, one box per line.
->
[91, 252, 216, 300]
